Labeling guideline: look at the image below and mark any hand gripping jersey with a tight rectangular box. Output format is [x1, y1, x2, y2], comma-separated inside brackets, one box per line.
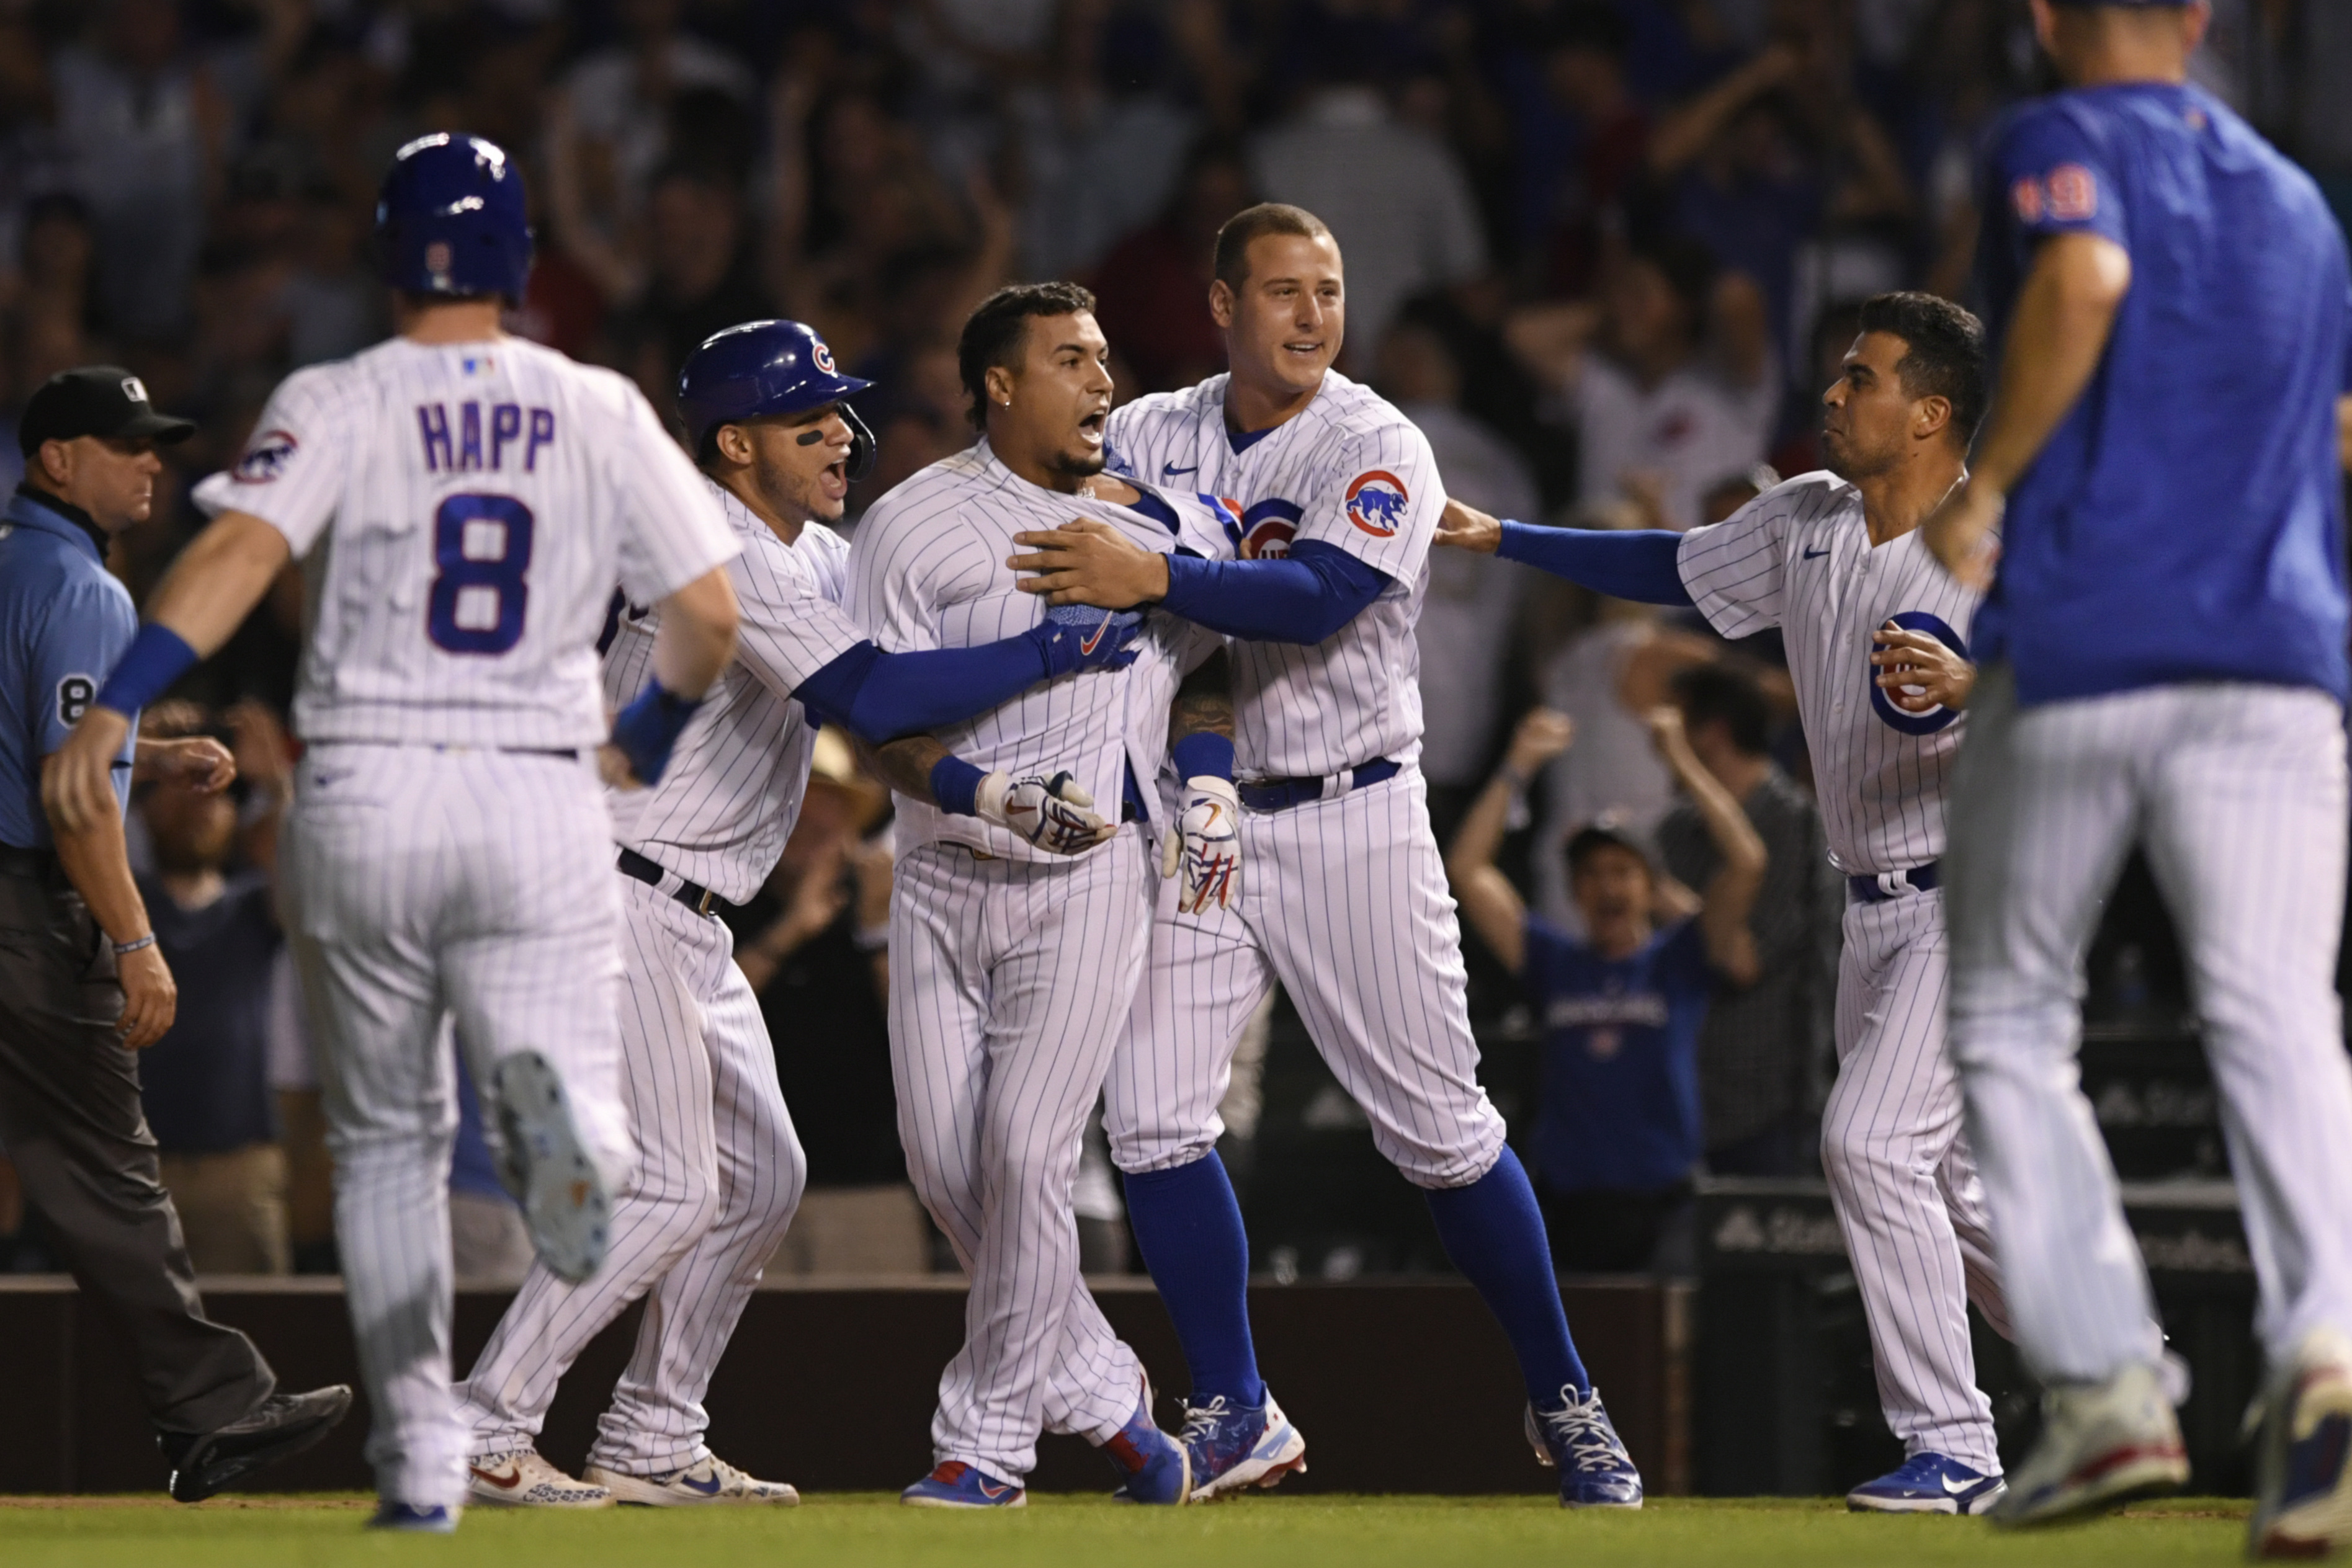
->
[1104, 370, 1446, 778]
[1677, 471, 1983, 876]
[195, 336, 739, 748]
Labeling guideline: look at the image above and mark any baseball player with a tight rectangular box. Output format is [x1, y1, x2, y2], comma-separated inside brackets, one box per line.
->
[1442, 292, 2023, 1513]
[1004, 205, 1642, 1507]
[47, 135, 746, 1533]
[1919, 1, 2352, 1549]
[847, 280, 1232, 1509]
[450, 319, 1145, 1508]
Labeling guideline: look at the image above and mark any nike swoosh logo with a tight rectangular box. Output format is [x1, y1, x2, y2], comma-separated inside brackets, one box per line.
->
[1802, 547, 1830, 559]
[1079, 619, 1111, 656]
[1161, 463, 1199, 478]
[978, 1481, 1015, 1499]
[1941, 1474, 1980, 1494]
[680, 1472, 723, 1495]
[470, 1466, 522, 1490]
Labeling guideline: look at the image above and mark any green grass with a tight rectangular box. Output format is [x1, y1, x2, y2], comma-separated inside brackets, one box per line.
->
[0, 1494, 2259, 1567]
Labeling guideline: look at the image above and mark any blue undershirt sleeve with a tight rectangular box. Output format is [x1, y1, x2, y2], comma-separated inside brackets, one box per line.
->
[1495, 521, 1694, 607]
[792, 636, 1049, 744]
[1156, 539, 1392, 644]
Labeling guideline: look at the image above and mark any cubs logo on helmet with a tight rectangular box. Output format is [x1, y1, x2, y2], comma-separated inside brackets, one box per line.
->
[1868, 610, 1968, 736]
[1345, 471, 1409, 537]
[812, 339, 838, 375]
[234, 429, 300, 484]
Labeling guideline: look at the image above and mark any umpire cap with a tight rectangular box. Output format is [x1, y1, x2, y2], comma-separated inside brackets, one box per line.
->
[20, 367, 195, 457]
[375, 133, 533, 302]
[677, 319, 876, 480]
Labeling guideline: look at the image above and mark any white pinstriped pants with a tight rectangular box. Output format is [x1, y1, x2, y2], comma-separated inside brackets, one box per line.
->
[455, 875, 807, 1473]
[282, 745, 635, 1510]
[1104, 764, 1508, 1188]
[890, 827, 1155, 1481]
[1948, 670, 2352, 1383]
[1822, 888, 2012, 1472]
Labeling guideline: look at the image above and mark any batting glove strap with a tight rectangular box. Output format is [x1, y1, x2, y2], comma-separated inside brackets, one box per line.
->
[1163, 775, 1241, 913]
[610, 680, 703, 787]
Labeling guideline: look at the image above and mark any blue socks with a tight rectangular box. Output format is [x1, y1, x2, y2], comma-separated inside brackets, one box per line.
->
[1424, 1147, 1590, 1404]
[1122, 1154, 1266, 1409]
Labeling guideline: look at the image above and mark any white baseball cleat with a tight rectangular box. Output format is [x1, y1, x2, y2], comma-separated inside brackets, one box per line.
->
[583, 1454, 801, 1506]
[466, 1448, 614, 1508]
[491, 1049, 611, 1283]
[1990, 1360, 2188, 1527]
[2248, 1325, 2352, 1559]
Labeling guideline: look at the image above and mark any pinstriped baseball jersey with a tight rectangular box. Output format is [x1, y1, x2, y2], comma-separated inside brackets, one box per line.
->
[845, 439, 1221, 862]
[192, 336, 739, 750]
[1676, 471, 1983, 876]
[1104, 371, 1446, 780]
[601, 479, 861, 904]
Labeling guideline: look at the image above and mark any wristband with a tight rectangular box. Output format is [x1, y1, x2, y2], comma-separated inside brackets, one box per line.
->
[1171, 731, 1235, 783]
[94, 625, 199, 718]
[929, 755, 985, 817]
[112, 933, 158, 956]
[609, 680, 703, 786]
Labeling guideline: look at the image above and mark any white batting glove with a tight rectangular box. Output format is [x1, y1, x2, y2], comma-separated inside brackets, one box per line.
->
[976, 769, 1115, 856]
[1160, 775, 1241, 914]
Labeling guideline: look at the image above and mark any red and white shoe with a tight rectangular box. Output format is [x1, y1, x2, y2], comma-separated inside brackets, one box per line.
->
[1990, 1360, 2187, 1527]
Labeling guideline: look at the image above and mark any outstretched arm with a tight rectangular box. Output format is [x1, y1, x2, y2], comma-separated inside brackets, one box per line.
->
[1435, 499, 1694, 607]
[790, 619, 1140, 744]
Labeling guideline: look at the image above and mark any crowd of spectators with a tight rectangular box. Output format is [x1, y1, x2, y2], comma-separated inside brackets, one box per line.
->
[1, 0, 2343, 1278]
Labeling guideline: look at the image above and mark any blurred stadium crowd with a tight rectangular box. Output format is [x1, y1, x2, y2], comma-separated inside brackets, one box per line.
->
[0, 0, 2345, 1282]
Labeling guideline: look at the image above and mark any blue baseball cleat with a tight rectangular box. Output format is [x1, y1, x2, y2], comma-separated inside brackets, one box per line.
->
[900, 1460, 1027, 1508]
[368, 1502, 458, 1533]
[1846, 1452, 2008, 1515]
[1105, 1380, 1192, 1504]
[1526, 1384, 1644, 1508]
[2250, 1327, 2352, 1558]
[1178, 1391, 1308, 1501]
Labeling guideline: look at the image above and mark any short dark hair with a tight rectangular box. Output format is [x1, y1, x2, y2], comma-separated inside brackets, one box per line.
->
[957, 280, 1098, 431]
[1856, 291, 1988, 446]
[1212, 203, 1332, 291]
[1672, 662, 1771, 757]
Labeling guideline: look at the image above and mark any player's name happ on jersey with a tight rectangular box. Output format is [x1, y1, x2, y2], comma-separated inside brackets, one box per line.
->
[412, 398, 557, 474]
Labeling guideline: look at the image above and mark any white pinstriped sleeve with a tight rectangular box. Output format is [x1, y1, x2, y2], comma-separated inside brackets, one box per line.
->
[730, 527, 865, 700]
[1290, 421, 1445, 581]
[1678, 485, 1796, 638]
[608, 380, 741, 604]
[192, 364, 352, 555]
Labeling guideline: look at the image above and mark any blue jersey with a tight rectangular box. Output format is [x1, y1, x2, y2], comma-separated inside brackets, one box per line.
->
[1520, 914, 1711, 1194]
[1974, 82, 2352, 705]
[0, 487, 138, 849]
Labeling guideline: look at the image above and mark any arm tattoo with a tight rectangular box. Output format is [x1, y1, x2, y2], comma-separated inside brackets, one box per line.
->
[862, 733, 950, 807]
[1169, 651, 1235, 742]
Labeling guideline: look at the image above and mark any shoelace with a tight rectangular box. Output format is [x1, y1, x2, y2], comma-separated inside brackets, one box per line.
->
[1179, 1397, 1232, 1446]
[1537, 1394, 1630, 1474]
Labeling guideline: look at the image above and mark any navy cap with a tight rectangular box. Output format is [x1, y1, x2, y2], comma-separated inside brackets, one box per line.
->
[20, 367, 196, 457]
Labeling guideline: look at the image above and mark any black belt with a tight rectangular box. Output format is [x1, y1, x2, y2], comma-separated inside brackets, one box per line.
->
[617, 847, 733, 919]
[1848, 861, 1939, 903]
[1236, 759, 1402, 814]
[0, 844, 57, 881]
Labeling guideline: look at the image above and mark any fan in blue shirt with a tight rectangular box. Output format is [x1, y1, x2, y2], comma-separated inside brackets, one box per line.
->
[1449, 702, 1766, 1272]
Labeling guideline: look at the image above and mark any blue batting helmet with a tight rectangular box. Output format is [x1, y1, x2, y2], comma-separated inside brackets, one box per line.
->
[678, 319, 877, 481]
[375, 133, 533, 301]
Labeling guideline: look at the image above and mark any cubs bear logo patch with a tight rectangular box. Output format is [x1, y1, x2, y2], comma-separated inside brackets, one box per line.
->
[1344, 471, 1408, 538]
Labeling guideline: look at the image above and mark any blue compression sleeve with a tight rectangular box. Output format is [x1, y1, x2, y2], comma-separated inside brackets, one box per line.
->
[794, 636, 1049, 744]
[1158, 540, 1391, 644]
[94, 624, 199, 716]
[1495, 521, 1694, 607]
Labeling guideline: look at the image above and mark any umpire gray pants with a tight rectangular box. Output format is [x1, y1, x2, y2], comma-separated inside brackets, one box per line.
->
[1946, 668, 2352, 1383]
[0, 858, 275, 1433]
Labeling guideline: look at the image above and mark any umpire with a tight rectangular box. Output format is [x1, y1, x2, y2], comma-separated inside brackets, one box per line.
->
[0, 367, 349, 1499]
